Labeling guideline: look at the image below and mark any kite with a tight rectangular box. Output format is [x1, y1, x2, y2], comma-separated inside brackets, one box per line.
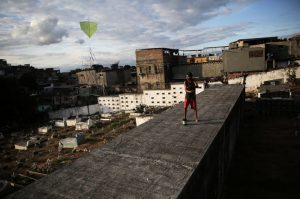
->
[80, 21, 97, 38]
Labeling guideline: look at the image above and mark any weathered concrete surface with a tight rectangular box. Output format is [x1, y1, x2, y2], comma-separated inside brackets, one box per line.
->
[8, 85, 244, 199]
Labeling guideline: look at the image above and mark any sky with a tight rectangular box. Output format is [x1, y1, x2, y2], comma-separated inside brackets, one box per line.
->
[0, 0, 299, 72]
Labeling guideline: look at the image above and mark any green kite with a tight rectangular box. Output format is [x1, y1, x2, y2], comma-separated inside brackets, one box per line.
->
[80, 21, 97, 38]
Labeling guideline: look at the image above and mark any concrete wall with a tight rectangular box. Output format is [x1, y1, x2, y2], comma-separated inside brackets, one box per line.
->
[228, 66, 300, 92]
[135, 116, 154, 126]
[223, 47, 266, 73]
[172, 64, 202, 79]
[48, 104, 101, 119]
[172, 62, 223, 79]
[179, 86, 244, 198]
[10, 85, 244, 199]
[202, 62, 223, 77]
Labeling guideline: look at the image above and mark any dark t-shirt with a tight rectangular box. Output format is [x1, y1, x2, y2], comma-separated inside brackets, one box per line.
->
[184, 80, 196, 100]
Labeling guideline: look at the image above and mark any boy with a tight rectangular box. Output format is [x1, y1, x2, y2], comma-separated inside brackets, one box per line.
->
[183, 72, 198, 124]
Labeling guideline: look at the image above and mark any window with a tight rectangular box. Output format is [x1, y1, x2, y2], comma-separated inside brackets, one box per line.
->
[103, 100, 105, 102]
[121, 101, 124, 103]
[121, 97, 123, 99]
[168, 92, 171, 95]
[157, 101, 160, 103]
[151, 101, 154, 103]
[113, 107, 115, 109]
[173, 96, 177, 98]
[151, 97, 154, 99]
[162, 97, 165, 99]
[131, 101, 133, 103]
[156, 93, 159, 95]
[173, 87, 176, 90]
[117, 107, 119, 109]
[168, 102, 171, 104]
[126, 105, 128, 107]
[173, 92, 176, 94]
[122, 105, 124, 107]
[125, 97, 128, 99]
[174, 100, 177, 103]
[162, 101, 165, 103]
[126, 101, 128, 103]
[180, 92, 183, 94]
[162, 93, 165, 95]
[145, 93, 148, 95]
[136, 101, 138, 103]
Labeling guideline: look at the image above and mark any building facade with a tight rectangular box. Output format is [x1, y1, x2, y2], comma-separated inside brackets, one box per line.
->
[223, 47, 266, 73]
[136, 48, 186, 92]
[76, 68, 131, 87]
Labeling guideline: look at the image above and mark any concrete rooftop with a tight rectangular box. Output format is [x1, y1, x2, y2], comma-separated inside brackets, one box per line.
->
[9, 85, 244, 199]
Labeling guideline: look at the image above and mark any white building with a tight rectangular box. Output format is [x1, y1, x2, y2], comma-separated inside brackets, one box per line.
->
[98, 96, 120, 113]
[98, 82, 205, 113]
[143, 89, 173, 106]
[119, 94, 143, 110]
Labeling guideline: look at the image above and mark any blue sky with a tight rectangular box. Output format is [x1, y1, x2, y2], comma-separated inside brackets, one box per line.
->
[0, 0, 299, 71]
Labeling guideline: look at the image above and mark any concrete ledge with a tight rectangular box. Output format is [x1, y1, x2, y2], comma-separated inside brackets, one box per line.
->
[8, 85, 244, 199]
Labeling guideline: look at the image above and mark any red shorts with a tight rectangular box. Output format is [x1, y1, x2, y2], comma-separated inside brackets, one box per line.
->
[184, 99, 197, 109]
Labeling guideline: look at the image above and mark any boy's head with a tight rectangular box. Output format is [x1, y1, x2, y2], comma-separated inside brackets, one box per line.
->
[186, 72, 193, 80]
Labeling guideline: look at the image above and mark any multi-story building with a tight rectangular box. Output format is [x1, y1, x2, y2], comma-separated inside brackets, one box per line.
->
[136, 48, 186, 92]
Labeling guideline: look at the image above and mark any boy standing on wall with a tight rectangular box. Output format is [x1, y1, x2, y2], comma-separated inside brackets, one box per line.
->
[183, 72, 198, 125]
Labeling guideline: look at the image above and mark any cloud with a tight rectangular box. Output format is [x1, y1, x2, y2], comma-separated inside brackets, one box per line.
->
[75, 39, 84, 44]
[2, 0, 293, 70]
[11, 17, 68, 45]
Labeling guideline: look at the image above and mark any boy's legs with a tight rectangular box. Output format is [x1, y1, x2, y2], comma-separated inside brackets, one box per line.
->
[191, 99, 198, 122]
[184, 99, 189, 121]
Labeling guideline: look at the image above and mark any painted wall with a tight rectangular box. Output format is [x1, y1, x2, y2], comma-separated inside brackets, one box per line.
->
[48, 104, 101, 119]
[228, 66, 300, 92]
[223, 47, 266, 73]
